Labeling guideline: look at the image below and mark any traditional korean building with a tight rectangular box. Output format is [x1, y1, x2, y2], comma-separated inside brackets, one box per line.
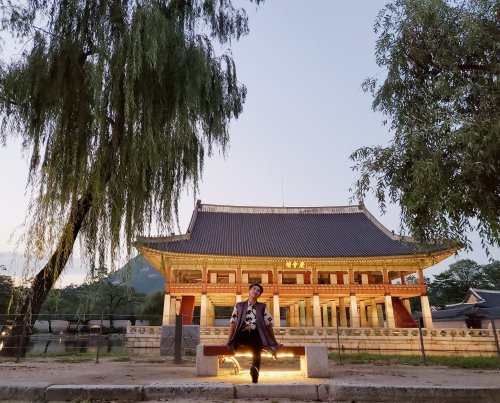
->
[136, 201, 458, 329]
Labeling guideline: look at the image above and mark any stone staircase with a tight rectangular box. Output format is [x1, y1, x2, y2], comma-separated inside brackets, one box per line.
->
[179, 296, 195, 324]
[392, 297, 417, 328]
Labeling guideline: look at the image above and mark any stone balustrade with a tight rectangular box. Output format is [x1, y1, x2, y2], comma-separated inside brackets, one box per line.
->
[127, 326, 500, 356]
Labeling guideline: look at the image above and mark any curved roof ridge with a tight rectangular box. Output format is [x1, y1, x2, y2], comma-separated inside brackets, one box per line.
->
[199, 202, 362, 215]
[471, 288, 500, 294]
[360, 205, 413, 242]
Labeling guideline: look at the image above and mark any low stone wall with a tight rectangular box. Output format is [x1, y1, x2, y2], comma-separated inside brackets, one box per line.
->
[127, 326, 500, 356]
[126, 326, 162, 348]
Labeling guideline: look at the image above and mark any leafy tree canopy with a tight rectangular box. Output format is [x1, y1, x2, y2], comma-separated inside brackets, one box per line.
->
[0, 0, 261, 356]
[137, 290, 164, 325]
[427, 258, 500, 307]
[482, 260, 500, 289]
[0, 274, 14, 318]
[351, 0, 500, 251]
[0, 0, 261, 267]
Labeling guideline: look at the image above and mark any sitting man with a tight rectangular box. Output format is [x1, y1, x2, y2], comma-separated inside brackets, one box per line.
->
[225, 282, 282, 383]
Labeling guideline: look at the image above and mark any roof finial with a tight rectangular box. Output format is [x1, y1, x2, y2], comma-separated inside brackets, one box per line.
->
[281, 178, 285, 207]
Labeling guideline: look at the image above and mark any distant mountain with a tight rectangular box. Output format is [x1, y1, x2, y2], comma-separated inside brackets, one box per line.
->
[112, 255, 165, 295]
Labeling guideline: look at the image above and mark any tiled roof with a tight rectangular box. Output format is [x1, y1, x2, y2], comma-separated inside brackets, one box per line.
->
[433, 288, 500, 321]
[469, 289, 500, 308]
[139, 202, 449, 258]
[140, 203, 444, 258]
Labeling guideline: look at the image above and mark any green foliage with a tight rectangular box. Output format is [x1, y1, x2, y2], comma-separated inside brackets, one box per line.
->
[427, 259, 499, 307]
[351, 0, 500, 251]
[0, 274, 14, 319]
[0, 2, 262, 354]
[483, 261, 500, 289]
[137, 290, 164, 325]
[329, 352, 500, 369]
[39, 278, 145, 323]
[0, 0, 261, 267]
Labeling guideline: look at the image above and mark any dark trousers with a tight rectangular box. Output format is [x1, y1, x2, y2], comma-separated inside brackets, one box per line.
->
[234, 329, 262, 370]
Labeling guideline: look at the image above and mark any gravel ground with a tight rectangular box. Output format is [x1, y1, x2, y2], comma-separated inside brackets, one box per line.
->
[0, 356, 499, 388]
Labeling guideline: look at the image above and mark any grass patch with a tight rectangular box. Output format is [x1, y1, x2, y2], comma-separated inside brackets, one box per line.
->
[329, 352, 500, 369]
[27, 350, 129, 361]
[54, 355, 95, 363]
[426, 355, 500, 369]
[111, 356, 131, 362]
[27, 350, 94, 359]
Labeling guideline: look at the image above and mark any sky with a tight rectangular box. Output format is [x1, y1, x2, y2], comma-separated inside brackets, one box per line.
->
[0, 0, 498, 286]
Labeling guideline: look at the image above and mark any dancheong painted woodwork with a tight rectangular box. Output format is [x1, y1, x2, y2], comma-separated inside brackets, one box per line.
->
[136, 201, 458, 329]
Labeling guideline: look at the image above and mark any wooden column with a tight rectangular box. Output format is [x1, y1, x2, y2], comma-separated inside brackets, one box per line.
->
[384, 295, 395, 328]
[331, 300, 338, 328]
[349, 267, 355, 294]
[236, 265, 242, 298]
[163, 263, 172, 325]
[200, 294, 207, 327]
[339, 297, 347, 327]
[305, 297, 314, 327]
[202, 264, 207, 293]
[370, 298, 379, 328]
[293, 303, 300, 327]
[209, 298, 215, 326]
[322, 304, 329, 327]
[165, 265, 171, 293]
[299, 300, 306, 327]
[170, 297, 177, 324]
[162, 293, 171, 325]
[273, 294, 281, 326]
[349, 294, 360, 328]
[313, 294, 322, 327]
[273, 266, 279, 295]
[366, 305, 373, 327]
[383, 265, 390, 295]
[377, 304, 385, 327]
[359, 300, 367, 327]
[421, 295, 433, 329]
[312, 266, 318, 294]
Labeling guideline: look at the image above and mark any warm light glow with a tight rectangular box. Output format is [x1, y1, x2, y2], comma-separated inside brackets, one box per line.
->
[232, 353, 295, 358]
[252, 370, 303, 380]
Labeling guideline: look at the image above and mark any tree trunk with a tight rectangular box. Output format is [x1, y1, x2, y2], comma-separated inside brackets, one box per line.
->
[1, 64, 124, 357]
[1, 192, 93, 357]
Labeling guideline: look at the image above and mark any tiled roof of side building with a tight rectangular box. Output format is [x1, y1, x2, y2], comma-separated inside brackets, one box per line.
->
[471, 289, 500, 308]
[139, 202, 454, 258]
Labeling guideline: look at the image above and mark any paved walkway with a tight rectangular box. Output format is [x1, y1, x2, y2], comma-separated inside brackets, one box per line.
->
[0, 357, 499, 402]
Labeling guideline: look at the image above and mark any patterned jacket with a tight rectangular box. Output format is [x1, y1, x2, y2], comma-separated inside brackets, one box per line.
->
[227, 300, 280, 353]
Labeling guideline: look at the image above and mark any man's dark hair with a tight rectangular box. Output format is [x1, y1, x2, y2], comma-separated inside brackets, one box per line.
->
[249, 282, 264, 294]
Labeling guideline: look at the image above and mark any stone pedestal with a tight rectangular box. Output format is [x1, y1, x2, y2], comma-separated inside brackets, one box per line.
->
[196, 345, 219, 376]
[300, 345, 329, 378]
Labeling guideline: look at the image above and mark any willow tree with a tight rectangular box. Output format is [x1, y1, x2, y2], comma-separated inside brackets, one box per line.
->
[0, 0, 261, 356]
[351, 0, 500, 250]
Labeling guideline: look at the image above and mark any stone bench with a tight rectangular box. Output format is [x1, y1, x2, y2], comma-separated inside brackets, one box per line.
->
[196, 344, 329, 378]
